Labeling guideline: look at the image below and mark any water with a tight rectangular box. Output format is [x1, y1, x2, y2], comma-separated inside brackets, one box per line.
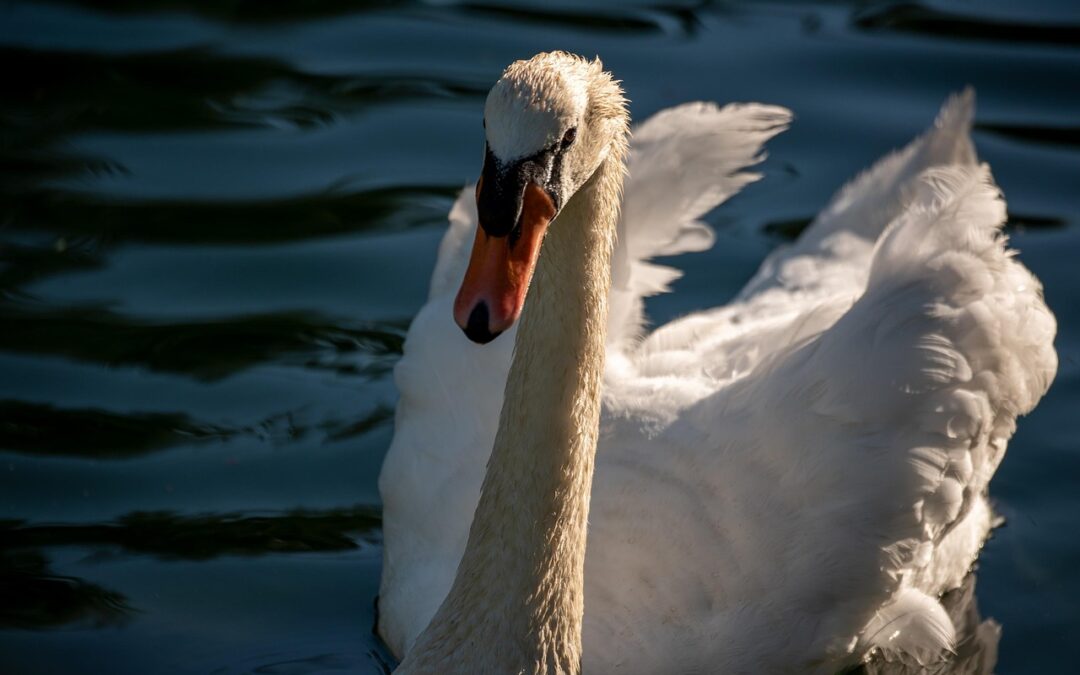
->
[1, 1, 1078, 673]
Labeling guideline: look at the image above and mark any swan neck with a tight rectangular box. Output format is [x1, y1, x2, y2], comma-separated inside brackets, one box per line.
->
[398, 149, 624, 675]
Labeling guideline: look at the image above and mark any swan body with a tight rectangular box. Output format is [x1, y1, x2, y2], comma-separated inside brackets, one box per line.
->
[379, 53, 1057, 674]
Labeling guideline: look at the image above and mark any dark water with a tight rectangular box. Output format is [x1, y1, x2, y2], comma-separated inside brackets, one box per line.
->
[1, 1, 1078, 673]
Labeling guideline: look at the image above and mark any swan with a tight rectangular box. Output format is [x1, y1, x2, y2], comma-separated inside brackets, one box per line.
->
[378, 52, 1057, 674]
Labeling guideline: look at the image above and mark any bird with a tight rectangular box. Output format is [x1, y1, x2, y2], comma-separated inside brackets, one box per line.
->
[377, 51, 1057, 674]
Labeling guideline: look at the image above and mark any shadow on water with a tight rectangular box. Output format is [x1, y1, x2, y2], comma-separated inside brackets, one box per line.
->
[13, 0, 403, 23]
[31, 0, 696, 34]
[0, 306, 404, 381]
[0, 400, 233, 459]
[0, 241, 105, 293]
[762, 212, 1068, 242]
[211, 652, 394, 675]
[1, 44, 476, 236]
[853, 2, 1080, 47]
[1, 46, 488, 137]
[3, 184, 459, 245]
[0, 400, 394, 459]
[0, 506, 380, 629]
[1, 506, 381, 557]
[975, 122, 1080, 149]
[0, 548, 133, 630]
[450, 2, 663, 34]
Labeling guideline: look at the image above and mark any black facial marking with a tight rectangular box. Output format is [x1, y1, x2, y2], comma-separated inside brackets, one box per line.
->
[477, 144, 553, 239]
[463, 301, 502, 344]
[477, 127, 578, 242]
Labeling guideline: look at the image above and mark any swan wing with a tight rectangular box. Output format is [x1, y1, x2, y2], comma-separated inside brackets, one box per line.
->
[604, 91, 981, 425]
[609, 102, 792, 351]
[584, 165, 1056, 672]
[740, 88, 978, 300]
[767, 165, 1055, 665]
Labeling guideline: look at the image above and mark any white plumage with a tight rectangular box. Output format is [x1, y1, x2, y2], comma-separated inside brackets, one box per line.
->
[379, 89, 1056, 672]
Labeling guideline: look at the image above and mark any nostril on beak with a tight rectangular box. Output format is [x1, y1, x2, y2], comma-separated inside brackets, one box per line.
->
[463, 301, 502, 344]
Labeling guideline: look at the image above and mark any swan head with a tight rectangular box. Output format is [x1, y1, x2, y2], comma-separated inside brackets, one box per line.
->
[454, 51, 628, 344]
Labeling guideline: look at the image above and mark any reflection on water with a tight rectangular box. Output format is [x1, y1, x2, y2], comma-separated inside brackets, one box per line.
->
[7, 183, 459, 244]
[0, 548, 132, 630]
[0, 398, 391, 457]
[853, 2, 1080, 46]
[3, 507, 380, 559]
[2, 0, 1079, 673]
[0, 507, 380, 631]
[0, 307, 403, 381]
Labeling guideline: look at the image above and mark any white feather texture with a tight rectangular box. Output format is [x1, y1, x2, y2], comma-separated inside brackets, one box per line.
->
[378, 90, 1057, 672]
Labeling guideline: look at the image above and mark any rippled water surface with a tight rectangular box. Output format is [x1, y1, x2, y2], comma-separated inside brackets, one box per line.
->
[2, 1, 1078, 673]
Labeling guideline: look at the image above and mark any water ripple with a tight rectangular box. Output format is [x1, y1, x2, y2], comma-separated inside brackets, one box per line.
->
[0, 46, 486, 137]
[5, 185, 458, 244]
[0, 306, 403, 380]
[854, 2, 1080, 48]
[2, 506, 381, 558]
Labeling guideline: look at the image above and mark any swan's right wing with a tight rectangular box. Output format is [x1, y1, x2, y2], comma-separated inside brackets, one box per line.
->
[609, 102, 792, 351]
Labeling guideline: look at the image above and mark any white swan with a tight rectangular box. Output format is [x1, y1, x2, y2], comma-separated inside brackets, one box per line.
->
[379, 52, 1057, 674]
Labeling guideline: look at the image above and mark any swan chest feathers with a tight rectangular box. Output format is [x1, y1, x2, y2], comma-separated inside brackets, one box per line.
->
[378, 56, 1057, 674]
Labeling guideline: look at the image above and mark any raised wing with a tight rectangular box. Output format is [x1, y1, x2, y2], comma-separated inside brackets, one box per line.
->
[610, 102, 792, 351]
[607, 91, 981, 424]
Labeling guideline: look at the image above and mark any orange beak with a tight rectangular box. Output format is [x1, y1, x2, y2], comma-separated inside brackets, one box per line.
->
[454, 180, 557, 343]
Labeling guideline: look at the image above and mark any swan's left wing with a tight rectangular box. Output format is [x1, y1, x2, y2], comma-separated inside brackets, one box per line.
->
[738, 88, 977, 301]
[774, 166, 1055, 663]
[584, 166, 1055, 673]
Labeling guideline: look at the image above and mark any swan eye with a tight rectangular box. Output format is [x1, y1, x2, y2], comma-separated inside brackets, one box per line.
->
[560, 127, 577, 150]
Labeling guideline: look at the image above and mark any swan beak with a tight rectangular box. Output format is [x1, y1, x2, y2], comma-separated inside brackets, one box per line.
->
[454, 180, 556, 344]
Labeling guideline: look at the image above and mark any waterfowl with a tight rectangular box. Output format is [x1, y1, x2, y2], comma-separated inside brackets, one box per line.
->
[379, 52, 1057, 674]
